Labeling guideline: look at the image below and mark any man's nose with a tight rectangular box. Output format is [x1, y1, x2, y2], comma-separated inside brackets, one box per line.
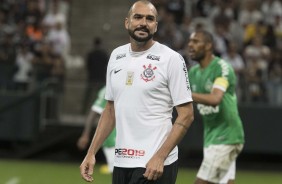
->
[188, 42, 192, 48]
[140, 17, 147, 25]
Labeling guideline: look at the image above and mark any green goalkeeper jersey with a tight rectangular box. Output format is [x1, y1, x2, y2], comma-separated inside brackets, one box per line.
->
[189, 57, 244, 147]
[92, 86, 116, 148]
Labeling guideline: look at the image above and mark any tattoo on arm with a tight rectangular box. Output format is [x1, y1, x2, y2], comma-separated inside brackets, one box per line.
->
[174, 122, 188, 130]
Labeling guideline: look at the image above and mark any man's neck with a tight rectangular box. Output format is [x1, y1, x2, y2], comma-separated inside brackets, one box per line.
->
[200, 54, 215, 69]
[130, 39, 155, 52]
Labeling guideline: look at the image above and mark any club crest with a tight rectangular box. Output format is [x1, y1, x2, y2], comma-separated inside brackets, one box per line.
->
[141, 64, 157, 82]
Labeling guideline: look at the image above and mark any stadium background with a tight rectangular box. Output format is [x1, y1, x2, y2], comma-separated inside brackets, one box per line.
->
[0, 0, 282, 183]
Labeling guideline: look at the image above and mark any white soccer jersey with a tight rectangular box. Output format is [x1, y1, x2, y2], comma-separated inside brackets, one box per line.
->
[105, 42, 192, 168]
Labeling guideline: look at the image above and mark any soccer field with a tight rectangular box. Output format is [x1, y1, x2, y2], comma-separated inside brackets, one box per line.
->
[0, 159, 281, 184]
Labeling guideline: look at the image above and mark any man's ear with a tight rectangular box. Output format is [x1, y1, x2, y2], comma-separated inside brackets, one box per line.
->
[206, 42, 212, 51]
[125, 18, 129, 29]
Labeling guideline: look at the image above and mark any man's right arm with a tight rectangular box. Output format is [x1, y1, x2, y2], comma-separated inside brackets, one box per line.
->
[80, 100, 115, 182]
[87, 100, 115, 155]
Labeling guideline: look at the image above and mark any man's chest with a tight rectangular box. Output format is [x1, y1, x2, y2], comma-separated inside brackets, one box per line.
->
[191, 70, 216, 93]
[109, 56, 168, 92]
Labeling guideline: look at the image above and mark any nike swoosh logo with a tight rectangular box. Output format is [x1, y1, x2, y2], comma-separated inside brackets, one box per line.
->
[114, 69, 122, 74]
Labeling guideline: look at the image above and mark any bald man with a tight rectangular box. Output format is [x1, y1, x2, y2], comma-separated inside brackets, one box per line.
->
[80, 1, 194, 183]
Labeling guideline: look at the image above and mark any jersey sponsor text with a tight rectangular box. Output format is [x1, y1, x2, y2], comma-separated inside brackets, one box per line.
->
[197, 104, 219, 115]
[115, 148, 145, 159]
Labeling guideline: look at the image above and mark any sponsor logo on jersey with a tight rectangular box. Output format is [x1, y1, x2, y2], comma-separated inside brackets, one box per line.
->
[205, 78, 213, 92]
[126, 71, 134, 85]
[183, 62, 191, 90]
[116, 53, 126, 60]
[141, 64, 157, 82]
[114, 69, 122, 74]
[146, 54, 160, 61]
[218, 59, 229, 78]
[197, 104, 219, 115]
[115, 148, 145, 159]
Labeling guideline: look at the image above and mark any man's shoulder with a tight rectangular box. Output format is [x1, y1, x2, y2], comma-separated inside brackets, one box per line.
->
[213, 57, 235, 72]
[156, 42, 178, 54]
[189, 63, 200, 72]
[213, 57, 230, 66]
[109, 43, 130, 61]
[112, 43, 130, 53]
[154, 43, 185, 63]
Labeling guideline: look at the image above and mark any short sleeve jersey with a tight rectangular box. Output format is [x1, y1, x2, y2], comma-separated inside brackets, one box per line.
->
[189, 57, 245, 147]
[91, 86, 116, 147]
[105, 42, 192, 168]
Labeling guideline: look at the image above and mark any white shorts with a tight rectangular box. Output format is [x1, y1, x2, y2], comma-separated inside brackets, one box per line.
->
[197, 144, 243, 184]
[102, 147, 115, 172]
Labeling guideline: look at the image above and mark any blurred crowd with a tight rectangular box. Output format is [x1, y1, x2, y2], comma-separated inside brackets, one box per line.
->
[0, 0, 281, 106]
[152, 0, 282, 105]
[0, 0, 70, 93]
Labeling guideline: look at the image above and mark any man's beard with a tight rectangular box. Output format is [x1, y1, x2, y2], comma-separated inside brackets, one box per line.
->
[128, 27, 154, 42]
[190, 50, 206, 62]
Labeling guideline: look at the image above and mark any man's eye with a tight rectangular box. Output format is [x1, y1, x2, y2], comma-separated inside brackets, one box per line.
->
[146, 16, 155, 21]
[134, 15, 142, 19]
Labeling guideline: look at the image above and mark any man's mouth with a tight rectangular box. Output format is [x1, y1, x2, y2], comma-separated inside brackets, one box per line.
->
[135, 27, 149, 33]
[188, 49, 195, 55]
[135, 30, 148, 36]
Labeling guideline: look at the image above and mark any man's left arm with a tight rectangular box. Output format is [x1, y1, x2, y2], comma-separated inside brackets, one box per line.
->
[192, 88, 224, 106]
[192, 76, 228, 106]
[143, 102, 194, 180]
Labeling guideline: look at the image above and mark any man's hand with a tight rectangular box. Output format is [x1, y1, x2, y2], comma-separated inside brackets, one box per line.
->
[80, 154, 96, 182]
[143, 155, 164, 181]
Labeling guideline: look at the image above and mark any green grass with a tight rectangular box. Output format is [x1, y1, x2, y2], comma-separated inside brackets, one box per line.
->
[0, 159, 281, 184]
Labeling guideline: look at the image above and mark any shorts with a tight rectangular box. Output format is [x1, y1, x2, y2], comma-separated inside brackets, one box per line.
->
[197, 144, 243, 184]
[103, 147, 115, 172]
[112, 160, 178, 184]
